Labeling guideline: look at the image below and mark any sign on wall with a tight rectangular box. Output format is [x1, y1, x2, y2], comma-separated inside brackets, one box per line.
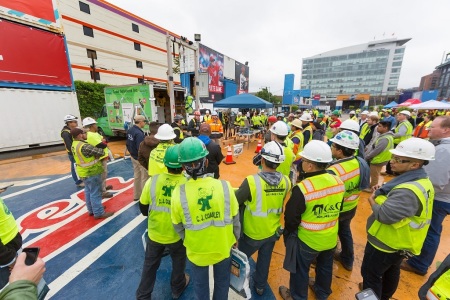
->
[235, 62, 249, 94]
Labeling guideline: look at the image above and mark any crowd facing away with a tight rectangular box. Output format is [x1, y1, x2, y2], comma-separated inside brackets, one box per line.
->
[1, 106, 450, 300]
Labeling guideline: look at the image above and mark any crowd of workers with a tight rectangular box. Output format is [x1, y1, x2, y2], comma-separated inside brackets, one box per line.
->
[1, 106, 449, 300]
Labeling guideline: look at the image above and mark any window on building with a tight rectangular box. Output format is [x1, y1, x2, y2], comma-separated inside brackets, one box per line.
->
[136, 60, 143, 69]
[86, 49, 97, 59]
[134, 42, 141, 51]
[79, 1, 90, 14]
[391, 68, 399, 73]
[392, 61, 402, 67]
[90, 71, 100, 81]
[395, 48, 405, 54]
[83, 26, 94, 37]
[132, 23, 139, 33]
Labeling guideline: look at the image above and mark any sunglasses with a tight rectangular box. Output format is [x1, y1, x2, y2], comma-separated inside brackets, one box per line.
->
[390, 157, 412, 164]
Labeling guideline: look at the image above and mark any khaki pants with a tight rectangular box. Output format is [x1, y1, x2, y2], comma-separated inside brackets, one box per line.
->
[131, 157, 149, 200]
[369, 164, 383, 188]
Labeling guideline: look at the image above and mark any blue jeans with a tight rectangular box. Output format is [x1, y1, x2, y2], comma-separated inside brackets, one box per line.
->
[136, 237, 187, 299]
[338, 209, 356, 268]
[238, 234, 276, 291]
[83, 174, 104, 217]
[189, 256, 231, 300]
[68, 154, 82, 185]
[361, 242, 403, 300]
[407, 200, 450, 273]
[0, 267, 9, 289]
[290, 239, 334, 300]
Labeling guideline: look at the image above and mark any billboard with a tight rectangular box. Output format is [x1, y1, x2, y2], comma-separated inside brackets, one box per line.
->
[198, 44, 224, 103]
[235, 62, 249, 94]
[0, 19, 72, 89]
[0, 0, 60, 28]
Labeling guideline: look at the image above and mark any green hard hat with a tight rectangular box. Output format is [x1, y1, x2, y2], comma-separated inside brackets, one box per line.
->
[332, 110, 340, 116]
[318, 113, 324, 118]
[164, 144, 182, 168]
[178, 137, 209, 163]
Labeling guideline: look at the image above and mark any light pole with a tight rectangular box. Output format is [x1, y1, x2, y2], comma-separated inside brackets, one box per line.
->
[194, 34, 201, 112]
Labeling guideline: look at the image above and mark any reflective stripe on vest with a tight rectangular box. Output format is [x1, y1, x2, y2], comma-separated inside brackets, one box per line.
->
[179, 180, 231, 230]
[331, 163, 360, 182]
[407, 181, 431, 229]
[75, 142, 100, 167]
[300, 180, 345, 202]
[426, 290, 439, 300]
[427, 268, 450, 300]
[246, 174, 289, 217]
[148, 174, 170, 213]
[301, 219, 337, 231]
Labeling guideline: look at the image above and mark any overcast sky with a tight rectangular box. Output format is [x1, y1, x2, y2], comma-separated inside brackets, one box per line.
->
[109, 0, 449, 96]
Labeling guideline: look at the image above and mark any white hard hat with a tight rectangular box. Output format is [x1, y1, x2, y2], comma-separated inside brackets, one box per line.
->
[390, 138, 435, 161]
[261, 141, 286, 163]
[340, 119, 360, 133]
[82, 117, 97, 127]
[238, 112, 242, 116]
[399, 110, 411, 117]
[154, 124, 176, 140]
[270, 121, 289, 136]
[64, 114, 78, 122]
[349, 110, 356, 114]
[369, 112, 379, 117]
[211, 111, 218, 116]
[361, 110, 369, 115]
[206, 110, 210, 114]
[291, 119, 303, 129]
[300, 140, 333, 163]
[300, 113, 313, 122]
[330, 130, 359, 150]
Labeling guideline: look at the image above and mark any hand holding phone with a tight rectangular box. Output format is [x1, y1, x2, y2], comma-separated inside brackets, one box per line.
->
[23, 247, 40, 266]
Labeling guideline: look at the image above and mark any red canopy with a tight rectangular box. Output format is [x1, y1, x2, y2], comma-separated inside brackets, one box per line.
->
[398, 98, 421, 107]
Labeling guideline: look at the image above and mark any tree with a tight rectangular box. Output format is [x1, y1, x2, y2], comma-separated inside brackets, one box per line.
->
[255, 88, 280, 104]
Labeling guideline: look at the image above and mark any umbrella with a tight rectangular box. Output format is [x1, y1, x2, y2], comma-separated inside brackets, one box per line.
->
[213, 93, 273, 109]
[398, 98, 421, 107]
[409, 100, 450, 110]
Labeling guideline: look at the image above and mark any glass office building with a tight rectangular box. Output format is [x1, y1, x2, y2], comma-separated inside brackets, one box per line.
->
[300, 38, 411, 99]
[436, 54, 450, 100]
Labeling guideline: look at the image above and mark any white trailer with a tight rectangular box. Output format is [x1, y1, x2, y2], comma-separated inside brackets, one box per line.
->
[0, 88, 80, 152]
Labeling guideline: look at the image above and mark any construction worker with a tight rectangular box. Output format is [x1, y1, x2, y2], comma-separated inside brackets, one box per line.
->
[279, 140, 345, 300]
[339, 119, 366, 159]
[267, 121, 295, 178]
[328, 130, 366, 272]
[171, 115, 184, 144]
[317, 113, 327, 131]
[260, 111, 268, 127]
[264, 115, 278, 143]
[136, 145, 189, 300]
[363, 112, 380, 149]
[0, 192, 22, 289]
[383, 110, 413, 176]
[127, 115, 149, 201]
[381, 109, 397, 130]
[171, 137, 240, 300]
[202, 110, 212, 123]
[289, 119, 304, 164]
[251, 111, 262, 129]
[206, 111, 224, 141]
[418, 253, 450, 299]
[364, 121, 394, 191]
[187, 111, 201, 137]
[360, 138, 435, 300]
[148, 124, 176, 176]
[299, 113, 313, 146]
[82, 117, 113, 198]
[349, 110, 358, 121]
[235, 141, 291, 296]
[198, 123, 224, 179]
[61, 114, 84, 187]
[413, 114, 433, 139]
[234, 112, 246, 132]
[359, 110, 370, 140]
[326, 110, 342, 140]
[71, 128, 114, 219]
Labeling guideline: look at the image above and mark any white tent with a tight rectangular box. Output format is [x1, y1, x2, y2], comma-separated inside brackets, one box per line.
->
[409, 100, 450, 110]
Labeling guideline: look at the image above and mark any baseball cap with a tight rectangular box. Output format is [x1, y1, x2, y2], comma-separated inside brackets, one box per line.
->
[70, 128, 84, 137]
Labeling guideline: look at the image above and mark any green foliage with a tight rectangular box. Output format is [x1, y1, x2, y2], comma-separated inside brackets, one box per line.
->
[255, 88, 280, 104]
[291, 105, 298, 112]
[75, 81, 109, 119]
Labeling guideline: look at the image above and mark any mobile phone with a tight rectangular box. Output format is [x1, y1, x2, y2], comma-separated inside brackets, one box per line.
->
[355, 288, 379, 300]
[23, 247, 40, 266]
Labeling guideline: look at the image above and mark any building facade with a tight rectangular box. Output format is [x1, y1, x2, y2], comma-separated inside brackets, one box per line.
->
[436, 54, 450, 100]
[419, 69, 441, 91]
[300, 38, 411, 100]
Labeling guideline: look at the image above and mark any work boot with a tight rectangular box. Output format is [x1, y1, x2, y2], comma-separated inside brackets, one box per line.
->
[279, 286, 293, 300]
[105, 185, 113, 190]
[89, 206, 106, 216]
[172, 274, 190, 299]
[400, 260, 427, 276]
[102, 192, 114, 198]
[94, 211, 114, 219]
[334, 251, 353, 271]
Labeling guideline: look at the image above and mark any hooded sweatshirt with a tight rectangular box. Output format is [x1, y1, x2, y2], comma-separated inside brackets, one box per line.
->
[138, 134, 159, 170]
[198, 135, 224, 179]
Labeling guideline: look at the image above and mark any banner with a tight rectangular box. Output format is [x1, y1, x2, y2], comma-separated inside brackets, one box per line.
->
[235, 62, 249, 94]
[198, 44, 224, 103]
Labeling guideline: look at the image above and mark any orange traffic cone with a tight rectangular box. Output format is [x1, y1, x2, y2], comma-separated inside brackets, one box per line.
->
[223, 144, 236, 165]
[255, 139, 262, 153]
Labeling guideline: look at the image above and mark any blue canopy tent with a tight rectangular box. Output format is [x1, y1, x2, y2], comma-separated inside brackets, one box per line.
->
[213, 93, 273, 109]
[384, 101, 398, 108]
